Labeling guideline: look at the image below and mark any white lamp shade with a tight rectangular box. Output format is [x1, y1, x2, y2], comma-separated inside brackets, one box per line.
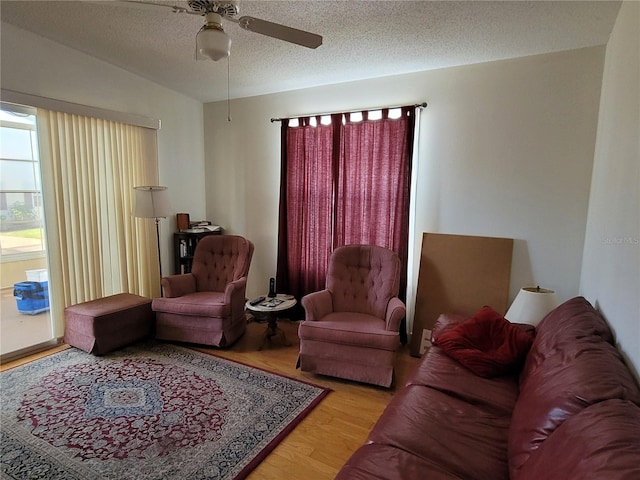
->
[133, 186, 171, 219]
[505, 287, 559, 326]
[197, 26, 231, 61]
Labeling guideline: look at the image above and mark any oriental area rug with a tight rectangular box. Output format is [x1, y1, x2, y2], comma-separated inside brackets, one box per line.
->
[0, 341, 330, 480]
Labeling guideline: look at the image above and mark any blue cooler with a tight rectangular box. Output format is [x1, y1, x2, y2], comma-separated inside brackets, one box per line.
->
[13, 281, 50, 315]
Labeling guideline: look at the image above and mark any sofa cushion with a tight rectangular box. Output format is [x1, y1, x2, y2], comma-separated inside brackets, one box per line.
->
[434, 306, 534, 378]
[520, 296, 615, 383]
[368, 384, 512, 480]
[407, 347, 520, 416]
[335, 443, 462, 480]
[516, 399, 640, 480]
[509, 297, 640, 478]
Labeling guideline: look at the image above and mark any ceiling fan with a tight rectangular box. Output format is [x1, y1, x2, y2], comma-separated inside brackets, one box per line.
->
[116, 0, 323, 61]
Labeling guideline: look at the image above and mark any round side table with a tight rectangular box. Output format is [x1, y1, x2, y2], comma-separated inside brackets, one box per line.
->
[245, 294, 297, 350]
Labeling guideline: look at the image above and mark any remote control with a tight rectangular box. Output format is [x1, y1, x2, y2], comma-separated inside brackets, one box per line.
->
[249, 296, 265, 306]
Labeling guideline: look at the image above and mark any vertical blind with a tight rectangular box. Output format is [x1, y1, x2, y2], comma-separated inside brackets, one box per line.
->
[37, 110, 159, 338]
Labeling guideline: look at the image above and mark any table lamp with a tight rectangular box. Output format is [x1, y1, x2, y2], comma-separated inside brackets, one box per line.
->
[505, 286, 559, 326]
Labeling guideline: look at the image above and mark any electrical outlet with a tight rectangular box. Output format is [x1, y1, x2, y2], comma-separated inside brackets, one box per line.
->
[419, 328, 432, 355]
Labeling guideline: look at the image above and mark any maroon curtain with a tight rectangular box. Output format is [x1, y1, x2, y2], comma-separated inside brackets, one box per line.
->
[277, 107, 415, 300]
[276, 117, 336, 299]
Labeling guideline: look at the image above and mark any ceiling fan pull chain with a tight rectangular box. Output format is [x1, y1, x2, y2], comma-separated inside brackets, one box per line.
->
[227, 55, 232, 122]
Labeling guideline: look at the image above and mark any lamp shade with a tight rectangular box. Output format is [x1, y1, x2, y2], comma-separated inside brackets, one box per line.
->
[196, 13, 231, 61]
[505, 286, 559, 326]
[133, 186, 171, 219]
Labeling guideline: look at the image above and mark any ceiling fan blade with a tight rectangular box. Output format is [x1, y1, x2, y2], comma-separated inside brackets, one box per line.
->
[236, 16, 322, 49]
[95, 0, 201, 16]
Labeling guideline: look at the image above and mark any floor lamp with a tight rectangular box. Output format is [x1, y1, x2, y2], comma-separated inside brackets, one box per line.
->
[133, 186, 171, 295]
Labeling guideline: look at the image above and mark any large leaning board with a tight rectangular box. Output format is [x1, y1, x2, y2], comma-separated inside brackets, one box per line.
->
[410, 232, 514, 357]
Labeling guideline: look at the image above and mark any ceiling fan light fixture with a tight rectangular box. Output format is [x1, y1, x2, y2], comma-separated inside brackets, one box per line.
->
[196, 13, 231, 61]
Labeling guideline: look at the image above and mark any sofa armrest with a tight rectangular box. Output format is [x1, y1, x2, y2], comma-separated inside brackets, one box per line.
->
[385, 297, 406, 332]
[161, 273, 197, 298]
[301, 290, 333, 321]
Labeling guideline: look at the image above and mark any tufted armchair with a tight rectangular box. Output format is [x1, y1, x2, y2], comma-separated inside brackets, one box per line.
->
[298, 244, 406, 388]
[152, 235, 254, 347]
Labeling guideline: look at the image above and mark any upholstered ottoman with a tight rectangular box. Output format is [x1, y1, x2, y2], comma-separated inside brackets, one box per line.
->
[64, 293, 154, 354]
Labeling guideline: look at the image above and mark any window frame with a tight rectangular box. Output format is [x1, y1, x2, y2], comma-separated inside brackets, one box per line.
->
[0, 108, 46, 262]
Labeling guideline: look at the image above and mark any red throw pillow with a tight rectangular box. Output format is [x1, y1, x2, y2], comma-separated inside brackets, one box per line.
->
[434, 306, 534, 378]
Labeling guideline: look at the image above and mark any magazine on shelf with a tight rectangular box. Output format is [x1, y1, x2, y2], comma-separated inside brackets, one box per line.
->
[182, 225, 222, 233]
[262, 298, 284, 308]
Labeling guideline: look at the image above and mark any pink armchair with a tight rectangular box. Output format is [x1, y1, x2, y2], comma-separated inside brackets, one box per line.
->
[298, 245, 406, 388]
[152, 235, 254, 347]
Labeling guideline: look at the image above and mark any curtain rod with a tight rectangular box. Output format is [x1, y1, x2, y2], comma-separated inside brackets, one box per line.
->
[270, 102, 427, 123]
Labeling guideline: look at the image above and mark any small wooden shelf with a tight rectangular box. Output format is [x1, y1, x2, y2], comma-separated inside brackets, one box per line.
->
[173, 230, 222, 274]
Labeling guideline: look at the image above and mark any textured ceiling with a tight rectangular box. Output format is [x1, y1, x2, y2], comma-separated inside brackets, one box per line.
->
[0, 0, 622, 103]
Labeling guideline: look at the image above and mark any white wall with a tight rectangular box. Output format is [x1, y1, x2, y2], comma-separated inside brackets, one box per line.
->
[0, 23, 206, 275]
[204, 47, 605, 330]
[580, 1, 640, 378]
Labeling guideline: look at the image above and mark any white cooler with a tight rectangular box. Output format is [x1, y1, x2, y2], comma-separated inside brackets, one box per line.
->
[26, 269, 48, 282]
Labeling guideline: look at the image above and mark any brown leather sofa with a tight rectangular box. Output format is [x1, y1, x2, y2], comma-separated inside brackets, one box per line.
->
[335, 296, 640, 480]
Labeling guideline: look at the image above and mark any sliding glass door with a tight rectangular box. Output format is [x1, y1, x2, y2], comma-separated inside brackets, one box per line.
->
[0, 106, 55, 358]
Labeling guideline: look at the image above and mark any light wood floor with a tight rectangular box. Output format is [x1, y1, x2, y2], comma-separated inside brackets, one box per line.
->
[2, 317, 420, 480]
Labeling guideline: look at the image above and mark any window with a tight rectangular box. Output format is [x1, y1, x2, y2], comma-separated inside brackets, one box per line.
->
[0, 108, 45, 260]
[276, 107, 416, 300]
